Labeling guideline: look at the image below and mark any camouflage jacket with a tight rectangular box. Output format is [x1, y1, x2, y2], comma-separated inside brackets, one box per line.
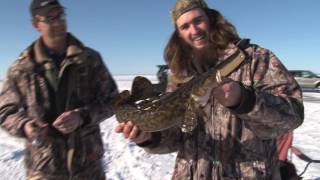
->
[142, 40, 304, 180]
[0, 33, 118, 179]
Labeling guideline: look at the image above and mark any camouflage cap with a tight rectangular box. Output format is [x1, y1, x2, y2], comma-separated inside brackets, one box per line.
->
[30, 0, 63, 18]
[171, 0, 208, 23]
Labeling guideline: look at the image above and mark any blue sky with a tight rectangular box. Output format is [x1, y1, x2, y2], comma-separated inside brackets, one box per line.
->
[1, 1, 319, 79]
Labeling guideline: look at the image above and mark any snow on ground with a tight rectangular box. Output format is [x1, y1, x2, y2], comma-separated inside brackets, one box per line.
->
[292, 92, 320, 179]
[0, 75, 319, 180]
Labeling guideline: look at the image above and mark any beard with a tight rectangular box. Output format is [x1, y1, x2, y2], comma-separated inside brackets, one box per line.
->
[191, 42, 218, 73]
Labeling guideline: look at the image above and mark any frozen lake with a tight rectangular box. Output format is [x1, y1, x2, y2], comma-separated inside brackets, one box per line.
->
[0, 75, 319, 179]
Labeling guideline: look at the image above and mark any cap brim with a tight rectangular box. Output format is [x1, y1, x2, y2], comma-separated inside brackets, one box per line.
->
[33, 5, 64, 17]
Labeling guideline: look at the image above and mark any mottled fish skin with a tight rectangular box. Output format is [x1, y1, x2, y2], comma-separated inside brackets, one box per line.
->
[113, 68, 219, 132]
[112, 48, 247, 132]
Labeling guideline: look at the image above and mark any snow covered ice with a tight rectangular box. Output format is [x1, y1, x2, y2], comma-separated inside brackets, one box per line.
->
[0, 75, 319, 180]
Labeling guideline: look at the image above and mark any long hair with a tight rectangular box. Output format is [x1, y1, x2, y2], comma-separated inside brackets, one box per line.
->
[164, 8, 240, 81]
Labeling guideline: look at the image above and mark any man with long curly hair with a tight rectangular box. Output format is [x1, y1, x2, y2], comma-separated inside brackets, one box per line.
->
[116, 0, 303, 179]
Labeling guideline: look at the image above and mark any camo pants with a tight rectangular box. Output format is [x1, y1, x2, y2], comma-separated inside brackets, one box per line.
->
[26, 160, 106, 180]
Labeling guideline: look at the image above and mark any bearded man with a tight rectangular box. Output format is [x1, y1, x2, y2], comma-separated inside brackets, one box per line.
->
[115, 0, 304, 179]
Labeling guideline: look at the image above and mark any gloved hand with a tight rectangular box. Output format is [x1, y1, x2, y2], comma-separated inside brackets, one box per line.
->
[52, 109, 84, 134]
[212, 78, 242, 108]
[23, 120, 48, 140]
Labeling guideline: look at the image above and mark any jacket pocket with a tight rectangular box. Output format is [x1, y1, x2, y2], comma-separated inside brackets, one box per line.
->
[73, 129, 104, 170]
[75, 65, 93, 103]
[25, 136, 68, 174]
[238, 161, 267, 179]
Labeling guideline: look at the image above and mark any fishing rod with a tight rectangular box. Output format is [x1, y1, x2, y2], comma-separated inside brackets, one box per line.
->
[291, 146, 320, 177]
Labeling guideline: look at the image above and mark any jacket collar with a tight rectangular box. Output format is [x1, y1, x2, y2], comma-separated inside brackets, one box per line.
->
[218, 39, 250, 62]
[33, 33, 84, 66]
[218, 43, 240, 62]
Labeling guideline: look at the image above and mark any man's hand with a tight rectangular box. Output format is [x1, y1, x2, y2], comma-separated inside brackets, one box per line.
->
[212, 78, 242, 107]
[23, 121, 48, 139]
[24, 121, 36, 139]
[115, 121, 152, 144]
[52, 110, 83, 134]
[24, 120, 49, 147]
